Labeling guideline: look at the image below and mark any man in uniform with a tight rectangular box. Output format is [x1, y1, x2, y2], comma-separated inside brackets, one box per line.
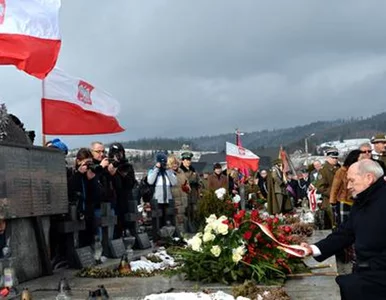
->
[360, 142, 386, 174]
[180, 151, 201, 232]
[267, 159, 291, 214]
[370, 134, 386, 165]
[315, 148, 340, 229]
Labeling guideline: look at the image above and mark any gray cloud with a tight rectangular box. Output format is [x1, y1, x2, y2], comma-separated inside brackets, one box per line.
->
[1, 0, 386, 148]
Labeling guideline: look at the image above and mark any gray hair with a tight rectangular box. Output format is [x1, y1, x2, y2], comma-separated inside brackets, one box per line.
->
[359, 143, 372, 149]
[356, 159, 384, 180]
[90, 141, 104, 149]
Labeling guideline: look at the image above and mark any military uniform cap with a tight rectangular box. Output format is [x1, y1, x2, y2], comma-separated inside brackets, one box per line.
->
[181, 151, 193, 160]
[370, 134, 386, 144]
[326, 148, 339, 158]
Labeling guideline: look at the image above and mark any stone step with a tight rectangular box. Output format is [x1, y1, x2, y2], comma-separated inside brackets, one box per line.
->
[284, 230, 340, 300]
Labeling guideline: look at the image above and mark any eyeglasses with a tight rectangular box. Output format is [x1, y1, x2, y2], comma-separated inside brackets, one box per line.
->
[331, 157, 339, 159]
[92, 149, 106, 154]
[361, 150, 372, 154]
[183, 158, 192, 161]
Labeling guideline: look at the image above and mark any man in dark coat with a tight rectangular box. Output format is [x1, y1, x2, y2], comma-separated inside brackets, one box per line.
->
[301, 159, 386, 300]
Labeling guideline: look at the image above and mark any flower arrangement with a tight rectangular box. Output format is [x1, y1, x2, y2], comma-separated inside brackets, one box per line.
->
[175, 210, 308, 284]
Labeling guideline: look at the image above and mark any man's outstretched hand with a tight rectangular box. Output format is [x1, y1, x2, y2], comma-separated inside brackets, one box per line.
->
[300, 243, 313, 257]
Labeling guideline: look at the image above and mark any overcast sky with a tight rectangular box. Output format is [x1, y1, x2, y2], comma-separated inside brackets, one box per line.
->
[2, 0, 386, 148]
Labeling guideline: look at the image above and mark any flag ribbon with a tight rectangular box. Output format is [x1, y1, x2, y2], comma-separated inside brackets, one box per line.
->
[246, 220, 308, 258]
[307, 187, 317, 212]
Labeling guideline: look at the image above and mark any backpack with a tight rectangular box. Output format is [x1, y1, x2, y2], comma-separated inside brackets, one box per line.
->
[139, 176, 155, 203]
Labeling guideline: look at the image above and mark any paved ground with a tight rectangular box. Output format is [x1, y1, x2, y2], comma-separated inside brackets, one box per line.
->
[12, 231, 342, 299]
[284, 230, 340, 300]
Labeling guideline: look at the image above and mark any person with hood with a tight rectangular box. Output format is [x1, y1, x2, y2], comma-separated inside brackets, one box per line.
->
[108, 143, 137, 237]
[147, 153, 177, 229]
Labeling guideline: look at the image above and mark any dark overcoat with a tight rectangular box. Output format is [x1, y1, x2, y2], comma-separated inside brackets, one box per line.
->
[314, 177, 386, 300]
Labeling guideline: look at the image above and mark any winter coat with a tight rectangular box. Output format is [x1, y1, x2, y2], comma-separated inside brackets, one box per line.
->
[170, 168, 189, 232]
[271, 166, 286, 194]
[315, 177, 386, 300]
[147, 167, 177, 204]
[315, 161, 340, 208]
[207, 173, 228, 191]
[329, 166, 353, 205]
[180, 164, 200, 204]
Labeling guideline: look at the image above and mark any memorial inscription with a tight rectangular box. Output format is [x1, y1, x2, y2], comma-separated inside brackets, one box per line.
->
[0, 144, 68, 218]
[75, 246, 95, 269]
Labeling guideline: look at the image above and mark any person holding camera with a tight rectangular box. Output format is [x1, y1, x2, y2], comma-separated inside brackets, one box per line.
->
[108, 143, 137, 237]
[147, 153, 177, 229]
[67, 148, 100, 247]
[89, 142, 116, 240]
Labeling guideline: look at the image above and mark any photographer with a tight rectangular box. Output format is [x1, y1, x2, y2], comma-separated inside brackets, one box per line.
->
[108, 143, 137, 237]
[90, 142, 117, 239]
[147, 153, 177, 227]
[67, 148, 100, 247]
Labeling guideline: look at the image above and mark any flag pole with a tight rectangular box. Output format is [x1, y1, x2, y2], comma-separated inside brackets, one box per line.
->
[41, 79, 47, 146]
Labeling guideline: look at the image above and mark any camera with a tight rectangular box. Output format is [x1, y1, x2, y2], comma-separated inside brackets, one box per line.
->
[108, 143, 127, 168]
[85, 161, 102, 173]
[156, 153, 167, 169]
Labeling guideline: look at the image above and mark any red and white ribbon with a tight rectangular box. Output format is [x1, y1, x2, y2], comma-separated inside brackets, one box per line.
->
[307, 188, 317, 212]
[248, 220, 308, 258]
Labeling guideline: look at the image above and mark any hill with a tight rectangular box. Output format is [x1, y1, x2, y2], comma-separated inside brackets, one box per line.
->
[117, 112, 386, 155]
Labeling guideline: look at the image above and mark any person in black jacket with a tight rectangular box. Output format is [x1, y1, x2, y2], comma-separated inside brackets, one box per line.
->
[301, 159, 386, 300]
[68, 148, 100, 247]
[90, 142, 117, 239]
[108, 143, 137, 237]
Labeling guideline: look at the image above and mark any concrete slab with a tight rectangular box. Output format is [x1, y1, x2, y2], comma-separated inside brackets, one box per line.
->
[12, 231, 342, 299]
[284, 230, 341, 300]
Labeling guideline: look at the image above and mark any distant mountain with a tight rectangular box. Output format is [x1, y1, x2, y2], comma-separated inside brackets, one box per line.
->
[116, 112, 386, 156]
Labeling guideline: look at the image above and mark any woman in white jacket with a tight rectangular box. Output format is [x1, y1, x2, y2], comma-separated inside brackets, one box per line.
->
[147, 153, 177, 231]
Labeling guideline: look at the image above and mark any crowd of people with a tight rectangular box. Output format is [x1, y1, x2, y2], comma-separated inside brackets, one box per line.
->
[43, 133, 386, 299]
[45, 133, 386, 248]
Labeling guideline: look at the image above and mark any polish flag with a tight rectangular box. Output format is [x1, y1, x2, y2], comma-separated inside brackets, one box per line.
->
[42, 68, 124, 135]
[226, 142, 259, 172]
[0, 0, 61, 79]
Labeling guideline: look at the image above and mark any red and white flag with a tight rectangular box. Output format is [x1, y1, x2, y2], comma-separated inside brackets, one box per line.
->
[307, 185, 318, 212]
[42, 68, 124, 135]
[0, 0, 61, 79]
[226, 142, 259, 172]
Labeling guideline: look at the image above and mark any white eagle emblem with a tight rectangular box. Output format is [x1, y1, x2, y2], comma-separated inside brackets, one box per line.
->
[238, 147, 246, 156]
[77, 80, 94, 105]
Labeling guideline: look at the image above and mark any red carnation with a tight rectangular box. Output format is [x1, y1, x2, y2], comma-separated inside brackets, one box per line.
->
[243, 231, 253, 240]
[251, 210, 259, 220]
[249, 224, 257, 230]
[273, 217, 279, 224]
